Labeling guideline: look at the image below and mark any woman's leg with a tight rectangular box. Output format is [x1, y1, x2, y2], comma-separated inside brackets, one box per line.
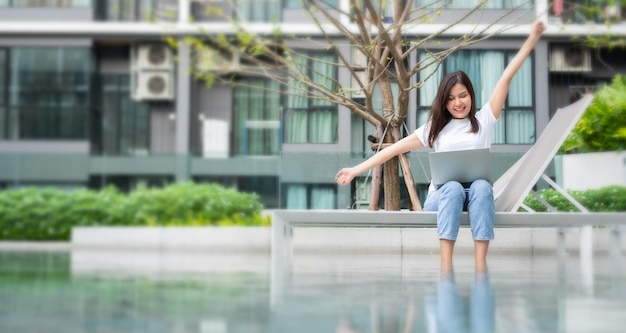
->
[425, 181, 465, 263]
[467, 179, 495, 263]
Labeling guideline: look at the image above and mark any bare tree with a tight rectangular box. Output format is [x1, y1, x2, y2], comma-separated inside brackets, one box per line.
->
[186, 0, 531, 210]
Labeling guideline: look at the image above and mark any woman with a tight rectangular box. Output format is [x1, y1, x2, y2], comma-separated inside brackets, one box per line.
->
[335, 20, 546, 265]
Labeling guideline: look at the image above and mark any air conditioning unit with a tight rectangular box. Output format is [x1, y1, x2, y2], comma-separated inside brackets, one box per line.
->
[130, 43, 176, 101]
[132, 71, 175, 101]
[549, 45, 592, 72]
[133, 44, 174, 70]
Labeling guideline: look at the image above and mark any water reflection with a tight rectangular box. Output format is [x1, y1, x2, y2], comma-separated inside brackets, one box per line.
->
[0, 250, 625, 333]
[425, 261, 494, 333]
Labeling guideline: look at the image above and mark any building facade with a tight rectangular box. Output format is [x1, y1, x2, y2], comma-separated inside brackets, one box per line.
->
[0, 0, 625, 209]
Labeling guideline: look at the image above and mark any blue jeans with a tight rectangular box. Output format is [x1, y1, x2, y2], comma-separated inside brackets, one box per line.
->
[423, 179, 494, 241]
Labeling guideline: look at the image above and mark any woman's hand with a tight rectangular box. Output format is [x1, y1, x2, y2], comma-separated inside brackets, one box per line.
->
[530, 20, 546, 39]
[335, 168, 357, 186]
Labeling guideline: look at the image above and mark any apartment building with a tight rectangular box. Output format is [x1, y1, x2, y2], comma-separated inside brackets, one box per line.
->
[0, 0, 624, 209]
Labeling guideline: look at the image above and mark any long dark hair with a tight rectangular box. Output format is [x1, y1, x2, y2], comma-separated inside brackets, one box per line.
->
[427, 71, 479, 148]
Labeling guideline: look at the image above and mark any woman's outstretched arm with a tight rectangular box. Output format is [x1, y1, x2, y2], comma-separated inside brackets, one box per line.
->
[489, 20, 546, 119]
[335, 134, 424, 186]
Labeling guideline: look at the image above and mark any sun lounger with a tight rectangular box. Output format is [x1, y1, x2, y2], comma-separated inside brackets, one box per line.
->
[270, 95, 626, 305]
[271, 95, 624, 288]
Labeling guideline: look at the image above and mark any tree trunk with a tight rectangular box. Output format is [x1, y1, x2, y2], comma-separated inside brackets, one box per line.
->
[382, 121, 401, 210]
[368, 123, 383, 210]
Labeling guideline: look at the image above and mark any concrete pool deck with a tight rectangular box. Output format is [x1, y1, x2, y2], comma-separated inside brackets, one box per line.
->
[0, 225, 620, 255]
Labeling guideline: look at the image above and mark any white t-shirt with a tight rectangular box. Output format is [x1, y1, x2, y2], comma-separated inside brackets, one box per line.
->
[414, 103, 498, 152]
[414, 103, 498, 192]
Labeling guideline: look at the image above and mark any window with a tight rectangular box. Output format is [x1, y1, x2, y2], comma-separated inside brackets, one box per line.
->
[3, 47, 91, 140]
[0, 0, 91, 7]
[283, 183, 337, 209]
[98, 75, 150, 156]
[285, 52, 338, 144]
[355, 0, 395, 22]
[285, 0, 339, 9]
[88, 175, 173, 193]
[417, 49, 535, 144]
[0, 48, 6, 139]
[415, 0, 532, 9]
[236, 0, 281, 22]
[234, 78, 281, 156]
[95, 0, 175, 21]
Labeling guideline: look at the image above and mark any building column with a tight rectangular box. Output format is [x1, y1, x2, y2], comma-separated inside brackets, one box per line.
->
[534, 40, 550, 136]
[178, 0, 189, 24]
[175, 39, 191, 182]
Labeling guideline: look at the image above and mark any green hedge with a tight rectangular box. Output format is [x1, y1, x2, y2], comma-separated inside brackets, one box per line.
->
[522, 186, 626, 212]
[0, 182, 268, 241]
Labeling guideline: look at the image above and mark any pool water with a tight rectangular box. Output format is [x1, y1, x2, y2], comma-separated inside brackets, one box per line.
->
[0, 249, 624, 333]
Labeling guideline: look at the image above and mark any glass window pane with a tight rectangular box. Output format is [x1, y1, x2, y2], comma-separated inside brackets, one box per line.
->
[311, 53, 336, 107]
[10, 47, 91, 140]
[100, 75, 149, 155]
[493, 118, 505, 144]
[417, 110, 429, 127]
[234, 78, 281, 155]
[311, 186, 336, 209]
[286, 184, 307, 209]
[237, 0, 281, 22]
[285, 51, 337, 144]
[505, 110, 535, 144]
[507, 53, 533, 107]
[308, 109, 337, 143]
[479, 51, 504, 107]
[416, 0, 530, 9]
[286, 0, 338, 9]
[418, 52, 443, 107]
[0, 107, 5, 139]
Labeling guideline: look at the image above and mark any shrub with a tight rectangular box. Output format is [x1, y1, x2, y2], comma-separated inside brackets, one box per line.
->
[561, 74, 626, 153]
[522, 186, 626, 212]
[0, 182, 267, 241]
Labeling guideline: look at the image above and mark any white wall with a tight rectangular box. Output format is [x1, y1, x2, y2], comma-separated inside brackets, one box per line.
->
[562, 151, 626, 190]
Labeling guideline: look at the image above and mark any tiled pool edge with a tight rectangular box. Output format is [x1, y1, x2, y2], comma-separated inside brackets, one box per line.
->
[61, 226, 625, 255]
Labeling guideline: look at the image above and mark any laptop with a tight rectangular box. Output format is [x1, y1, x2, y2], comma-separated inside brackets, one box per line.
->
[428, 148, 493, 189]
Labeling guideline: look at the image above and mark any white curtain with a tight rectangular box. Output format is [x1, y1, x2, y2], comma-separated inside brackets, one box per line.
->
[266, 80, 281, 154]
[506, 54, 534, 144]
[237, 0, 281, 22]
[508, 55, 533, 106]
[286, 55, 308, 143]
[480, 51, 503, 107]
[286, 184, 336, 209]
[418, 52, 442, 126]
[506, 110, 535, 144]
[417, 0, 529, 9]
[247, 86, 264, 154]
[311, 187, 336, 209]
[286, 53, 337, 143]
[309, 110, 337, 143]
[310, 53, 338, 143]
[286, 185, 307, 209]
[493, 118, 506, 144]
[234, 79, 280, 155]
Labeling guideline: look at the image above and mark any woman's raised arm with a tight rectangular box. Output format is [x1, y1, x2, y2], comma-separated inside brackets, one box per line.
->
[489, 20, 546, 119]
